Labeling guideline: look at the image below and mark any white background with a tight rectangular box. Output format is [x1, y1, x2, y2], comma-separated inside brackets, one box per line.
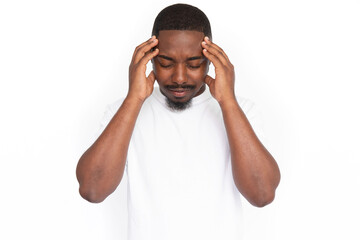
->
[1, 0, 359, 239]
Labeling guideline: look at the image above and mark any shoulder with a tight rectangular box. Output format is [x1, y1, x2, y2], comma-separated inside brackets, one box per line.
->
[236, 96, 257, 117]
[100, 97, 125, 126]
[108, 98, 125, 113]
[236, 95, 266, 143]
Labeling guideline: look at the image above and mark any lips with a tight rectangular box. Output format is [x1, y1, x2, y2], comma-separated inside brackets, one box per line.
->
[168, 88, 189, 98]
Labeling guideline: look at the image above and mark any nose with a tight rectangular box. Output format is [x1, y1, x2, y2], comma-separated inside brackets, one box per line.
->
[171, 63, 187, 85]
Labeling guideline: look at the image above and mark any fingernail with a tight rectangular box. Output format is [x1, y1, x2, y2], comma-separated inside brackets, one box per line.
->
[202, 41, 206, 45]
[205, 36, 210, 41]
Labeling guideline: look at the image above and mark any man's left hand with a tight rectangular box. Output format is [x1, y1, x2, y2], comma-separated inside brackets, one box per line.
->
[202, 36, 236, 104]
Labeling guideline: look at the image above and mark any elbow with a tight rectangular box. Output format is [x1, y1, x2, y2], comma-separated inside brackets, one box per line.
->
[250, 191, 276, 208]
[236, 176, 280, 208]
[251, 169, 281, 207]
[79, 186, 106, 204]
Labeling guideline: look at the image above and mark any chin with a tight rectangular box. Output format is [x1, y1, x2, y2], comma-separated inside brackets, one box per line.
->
[165, 95, 193, 111]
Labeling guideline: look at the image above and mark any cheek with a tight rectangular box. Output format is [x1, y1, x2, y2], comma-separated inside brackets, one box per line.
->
[188, 66, 208, 81]
[153, 65, 170, 82]
[188, 71, 203, 80]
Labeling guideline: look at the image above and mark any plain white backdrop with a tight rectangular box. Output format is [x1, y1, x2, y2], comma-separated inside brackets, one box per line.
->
[1, 0, 359, 239]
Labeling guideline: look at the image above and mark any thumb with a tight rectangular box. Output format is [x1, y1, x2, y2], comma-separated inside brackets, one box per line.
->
[147, 70, 156, 84]
[204, 75, 214, 86]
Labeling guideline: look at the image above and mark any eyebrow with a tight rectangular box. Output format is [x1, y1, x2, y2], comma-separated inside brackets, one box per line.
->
[157, 55, 204, 61]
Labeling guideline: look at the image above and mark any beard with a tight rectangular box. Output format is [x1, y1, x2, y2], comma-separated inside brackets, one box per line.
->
[164, 84, 195, 111]
[165, 97, 193, 111]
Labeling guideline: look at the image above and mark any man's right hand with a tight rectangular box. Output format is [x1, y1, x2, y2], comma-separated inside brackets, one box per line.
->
[127, 36, 159, 103]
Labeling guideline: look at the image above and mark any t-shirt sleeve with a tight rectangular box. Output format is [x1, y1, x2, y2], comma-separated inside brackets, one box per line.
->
[97, 98, 125, 137]
[236, 97, 267, 145]
[95, 98, 128, 168]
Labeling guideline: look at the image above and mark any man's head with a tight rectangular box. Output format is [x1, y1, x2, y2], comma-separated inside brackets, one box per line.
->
[151, 4, 212, 111]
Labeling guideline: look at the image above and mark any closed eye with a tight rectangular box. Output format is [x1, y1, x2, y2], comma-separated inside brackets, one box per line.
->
[187, 65, 201, 69]
[159, 63, 173, 68]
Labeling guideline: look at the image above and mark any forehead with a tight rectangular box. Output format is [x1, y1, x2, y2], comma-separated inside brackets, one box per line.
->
[157, 30, 204, 58]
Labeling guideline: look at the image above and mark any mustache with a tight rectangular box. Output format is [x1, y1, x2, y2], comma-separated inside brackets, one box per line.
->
[165, 84, 196, 90]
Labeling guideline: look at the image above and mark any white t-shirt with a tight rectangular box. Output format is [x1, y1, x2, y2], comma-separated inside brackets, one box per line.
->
[100, 86, 263, 240]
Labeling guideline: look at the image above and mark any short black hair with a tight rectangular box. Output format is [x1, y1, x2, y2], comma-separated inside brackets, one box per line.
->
[151, 4, 212, 39]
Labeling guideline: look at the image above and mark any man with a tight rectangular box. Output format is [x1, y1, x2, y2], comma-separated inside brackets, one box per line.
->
[76, 3, 280, 240]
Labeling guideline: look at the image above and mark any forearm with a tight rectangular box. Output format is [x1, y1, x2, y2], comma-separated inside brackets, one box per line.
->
[76, 96, 143, 203]
[220, 98, 280, 207]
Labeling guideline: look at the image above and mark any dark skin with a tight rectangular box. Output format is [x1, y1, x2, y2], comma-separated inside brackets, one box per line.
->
[152, 30, 208, 103]
[76, 30, 280, 206]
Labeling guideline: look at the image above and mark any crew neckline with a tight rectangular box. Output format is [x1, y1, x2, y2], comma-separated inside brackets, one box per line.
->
[153, 85, 212, 110]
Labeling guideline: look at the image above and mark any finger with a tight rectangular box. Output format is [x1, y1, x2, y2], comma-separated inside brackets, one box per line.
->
[204, 36, 230, 62]
[132, 36, 158, 64]
[131, 36, 154, 61]
[202, 47, 223, 69]
[202, 41, 227, 66]
[133, 37, 158, 64]
[204, 74, 214, 86]
[139, 48, 159, 67]
[202, 37, 229, 65]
